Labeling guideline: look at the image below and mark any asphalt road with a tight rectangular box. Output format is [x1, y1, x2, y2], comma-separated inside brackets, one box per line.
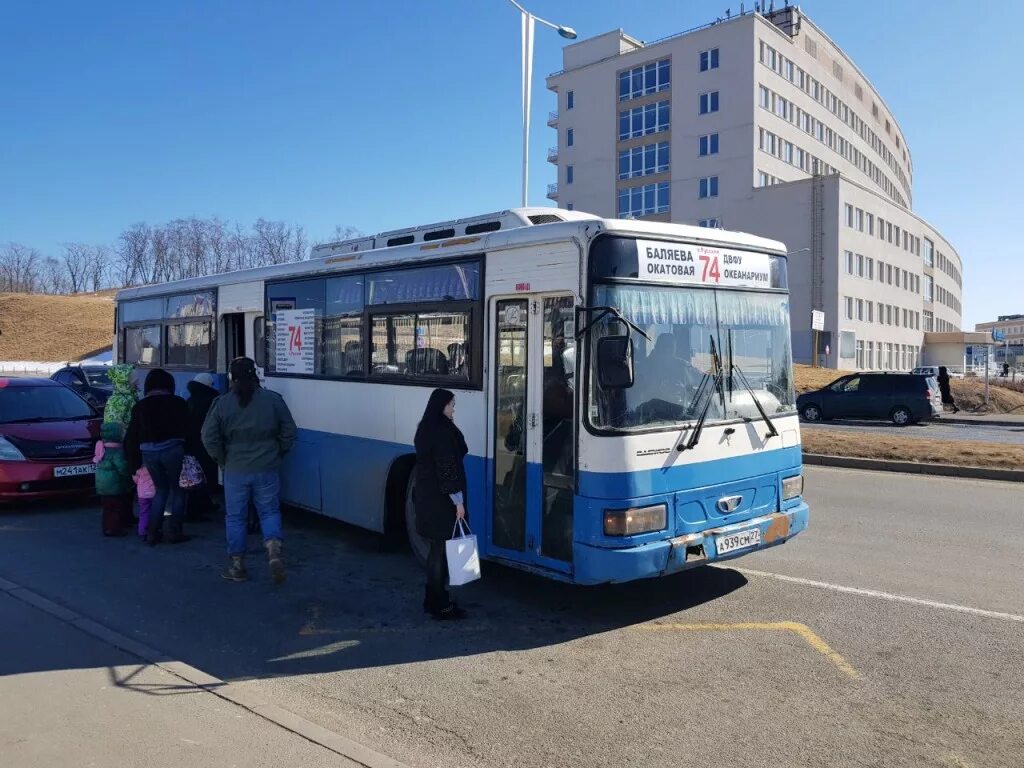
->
[803, 418, 1024, 445]
[1, 468, 1022, 768]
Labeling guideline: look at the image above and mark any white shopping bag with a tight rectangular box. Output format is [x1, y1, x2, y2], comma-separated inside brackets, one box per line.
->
[446, 519, 481, 586]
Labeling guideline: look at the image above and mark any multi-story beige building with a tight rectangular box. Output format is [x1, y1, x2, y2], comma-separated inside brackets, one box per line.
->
[545, 6, 962, 371]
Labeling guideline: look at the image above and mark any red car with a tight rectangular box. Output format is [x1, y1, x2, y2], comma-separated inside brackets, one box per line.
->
[0, 377, 103, 501]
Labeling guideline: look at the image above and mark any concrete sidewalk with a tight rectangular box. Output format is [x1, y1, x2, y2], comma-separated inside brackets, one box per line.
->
[0, 589, 366, 768]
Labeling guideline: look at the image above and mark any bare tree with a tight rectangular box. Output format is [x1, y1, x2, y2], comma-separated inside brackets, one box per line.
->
[61, 243, 92, 293]
[0, 243, 41, 293]
[117, 223, 151, 287]
[40, 257, 70, 294]
[87, 246, 111, 292]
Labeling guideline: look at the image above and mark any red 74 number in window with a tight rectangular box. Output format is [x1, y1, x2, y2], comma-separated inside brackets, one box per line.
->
[288, 324, 302, 353]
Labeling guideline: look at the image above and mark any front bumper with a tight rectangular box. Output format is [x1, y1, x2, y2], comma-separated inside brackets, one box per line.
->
[572, 501, 810, 585]
[0, 461, 96, 502]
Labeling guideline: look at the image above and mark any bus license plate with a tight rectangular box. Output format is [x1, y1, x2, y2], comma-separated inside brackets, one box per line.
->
[54, 465, 95, 478]
[715, 528, 761, 555]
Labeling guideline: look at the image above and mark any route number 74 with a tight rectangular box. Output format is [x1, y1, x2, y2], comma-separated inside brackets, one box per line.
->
[699, 254, 721, 283]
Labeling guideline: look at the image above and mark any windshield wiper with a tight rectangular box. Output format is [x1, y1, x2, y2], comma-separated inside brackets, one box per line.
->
[679, 335, 724, 451]
[725, 330, 779, 440]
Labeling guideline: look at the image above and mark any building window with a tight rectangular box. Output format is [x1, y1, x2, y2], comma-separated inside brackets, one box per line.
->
[618, 59, 671, 101]
[698, 218, 720, 228]
[867, 302, 874, 323]
[923, 275, 934, 302]
[698, 176, 719, 199]
[699, 48, 719, 72]
[857, 253, 865, 277]
[845, 251, 854, 275]
[566, 203, 574, 211]
[845, 204, 854, 228]
[566, 165, 573, 184]
[856, 299, 864, 321]
[886, 264, 893, 285]
[567, 90, 574, 110]
[866, 213, 874, 236]
[923, 237, 934, 267]
[844, 296, 853, 320]
[617, 182, 670, 218]
[617, 141, 669, 179]
[566, 128, 574, 147]
[866, 257, 874, 280]
[618, 101, 670, 140]
[699, 133, 719, 156]
[856, 340, 864, 368]
[699, 91, 719, 115]
[856, 209, 864, 232]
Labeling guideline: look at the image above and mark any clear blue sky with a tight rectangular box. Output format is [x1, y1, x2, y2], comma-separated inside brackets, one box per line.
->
[0, 1, 1016, 327]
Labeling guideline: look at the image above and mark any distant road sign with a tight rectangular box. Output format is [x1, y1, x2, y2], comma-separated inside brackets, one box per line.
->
[993, 329, 1006, 341]
[811, 310, 825, 331]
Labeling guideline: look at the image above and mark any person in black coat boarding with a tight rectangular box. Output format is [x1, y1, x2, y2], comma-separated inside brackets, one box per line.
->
[414, 388, 469, 621]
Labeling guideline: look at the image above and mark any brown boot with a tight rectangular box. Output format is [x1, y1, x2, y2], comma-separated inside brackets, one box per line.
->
[221, 555, 248, 582]
[265, 538, 285, 585]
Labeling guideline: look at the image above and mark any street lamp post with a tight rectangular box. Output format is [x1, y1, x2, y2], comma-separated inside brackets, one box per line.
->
[505, 0, 576, 208]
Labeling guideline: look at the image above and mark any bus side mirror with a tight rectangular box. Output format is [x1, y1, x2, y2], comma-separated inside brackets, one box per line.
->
[597, 336, 634, 389]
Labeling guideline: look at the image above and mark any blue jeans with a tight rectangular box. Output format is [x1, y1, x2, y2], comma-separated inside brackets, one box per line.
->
[142, 443, 185, 525]
[224, 470, 283, 556]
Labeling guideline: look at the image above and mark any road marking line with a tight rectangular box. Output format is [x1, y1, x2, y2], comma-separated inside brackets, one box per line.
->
[635, 621, 860, 679]
[730, 567, 1024, 624]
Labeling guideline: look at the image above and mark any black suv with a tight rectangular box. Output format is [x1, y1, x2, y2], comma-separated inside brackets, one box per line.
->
[797, 372, 942, 426]
[50, 365, 113, 410]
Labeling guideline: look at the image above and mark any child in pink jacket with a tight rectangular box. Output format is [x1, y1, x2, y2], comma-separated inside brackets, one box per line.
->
[132, 466, 156, 539]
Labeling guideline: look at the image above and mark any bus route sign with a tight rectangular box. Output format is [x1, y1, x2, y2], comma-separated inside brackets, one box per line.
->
[274, 308, 316, 374]
[635, 239, 772, 289]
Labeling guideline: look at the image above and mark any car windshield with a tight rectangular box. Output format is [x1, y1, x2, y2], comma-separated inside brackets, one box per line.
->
[0, 385, 96, 423]
[588, 284, 795, 431]
[84, 367, 112, 386]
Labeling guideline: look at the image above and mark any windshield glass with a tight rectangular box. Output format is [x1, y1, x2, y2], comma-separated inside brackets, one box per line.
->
[588, 284, 794, 431]
[0, 385, 96, 423]
[84, 368, 111, 386]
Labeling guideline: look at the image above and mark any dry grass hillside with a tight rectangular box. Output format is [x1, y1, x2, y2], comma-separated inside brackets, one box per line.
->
[794, 364, 1024, 414]
[0, 292, 115, 362]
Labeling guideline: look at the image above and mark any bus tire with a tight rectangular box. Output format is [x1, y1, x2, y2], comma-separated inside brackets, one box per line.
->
[382, 455, 414, 552]
[404, 471, 430, 568]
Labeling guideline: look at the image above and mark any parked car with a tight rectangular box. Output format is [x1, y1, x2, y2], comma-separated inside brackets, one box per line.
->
[911, 365, 963, 379]
[0, 378, 102, 501]
[797, 372, 941, 426]
[50, 364, 113, 409]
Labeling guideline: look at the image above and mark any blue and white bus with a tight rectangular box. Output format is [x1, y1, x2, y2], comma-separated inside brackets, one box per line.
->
[114, 208, 808, 584]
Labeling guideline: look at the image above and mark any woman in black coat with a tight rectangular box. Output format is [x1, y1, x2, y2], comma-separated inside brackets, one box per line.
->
[937, 366, 959, 413]
[414, 389, 468, 620]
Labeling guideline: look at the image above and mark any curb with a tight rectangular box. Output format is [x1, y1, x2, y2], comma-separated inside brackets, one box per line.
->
[934, 416, 1024, 428]
[803, 453, 1024, 482]
[0, 577, 411, 768]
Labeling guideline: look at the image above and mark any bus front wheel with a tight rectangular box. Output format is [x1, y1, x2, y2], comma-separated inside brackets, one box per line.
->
[404, 473, 430, 568]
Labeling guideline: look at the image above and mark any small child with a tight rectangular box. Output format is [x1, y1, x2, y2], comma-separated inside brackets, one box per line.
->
[132, 466, 156, 540]
[94, 422, 134, 536]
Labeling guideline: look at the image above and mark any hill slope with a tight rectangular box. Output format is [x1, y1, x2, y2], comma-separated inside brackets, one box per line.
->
[0, 292, 115, 362]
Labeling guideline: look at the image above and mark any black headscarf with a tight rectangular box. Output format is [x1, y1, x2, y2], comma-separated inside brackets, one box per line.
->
[143, 368, 175, 395]
[230, 356, 260, 407]
[414, 388, 467, 455]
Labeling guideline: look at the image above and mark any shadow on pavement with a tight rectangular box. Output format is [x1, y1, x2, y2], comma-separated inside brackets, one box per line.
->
[0, 501, 747, 684]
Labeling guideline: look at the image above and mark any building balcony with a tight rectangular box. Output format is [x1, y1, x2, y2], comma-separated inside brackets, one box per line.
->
[547, 110, 558, 127]
[547, 146, 559, 164]
[547, 183, 559, 200]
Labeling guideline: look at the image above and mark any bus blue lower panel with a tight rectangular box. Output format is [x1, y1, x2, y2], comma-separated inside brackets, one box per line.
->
[572, 501, 809, 585]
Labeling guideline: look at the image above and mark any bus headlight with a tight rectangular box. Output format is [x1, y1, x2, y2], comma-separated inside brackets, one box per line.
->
[782, 474, 803, 501]
[604, 504, 667, 537]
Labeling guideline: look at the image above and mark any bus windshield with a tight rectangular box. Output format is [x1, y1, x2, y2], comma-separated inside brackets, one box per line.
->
[588, 283, 795, 431]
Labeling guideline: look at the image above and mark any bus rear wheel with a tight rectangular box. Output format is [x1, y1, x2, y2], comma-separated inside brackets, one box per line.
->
[404, 473, 430, 568]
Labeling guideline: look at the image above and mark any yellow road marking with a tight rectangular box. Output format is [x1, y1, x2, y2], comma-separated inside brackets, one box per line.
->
[635, 621, 861, 679]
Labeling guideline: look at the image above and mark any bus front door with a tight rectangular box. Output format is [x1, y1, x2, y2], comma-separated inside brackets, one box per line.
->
[490, 295, 575, 575]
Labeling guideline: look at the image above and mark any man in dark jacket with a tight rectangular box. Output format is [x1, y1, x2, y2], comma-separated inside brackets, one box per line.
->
[185, 372, 220, 520]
